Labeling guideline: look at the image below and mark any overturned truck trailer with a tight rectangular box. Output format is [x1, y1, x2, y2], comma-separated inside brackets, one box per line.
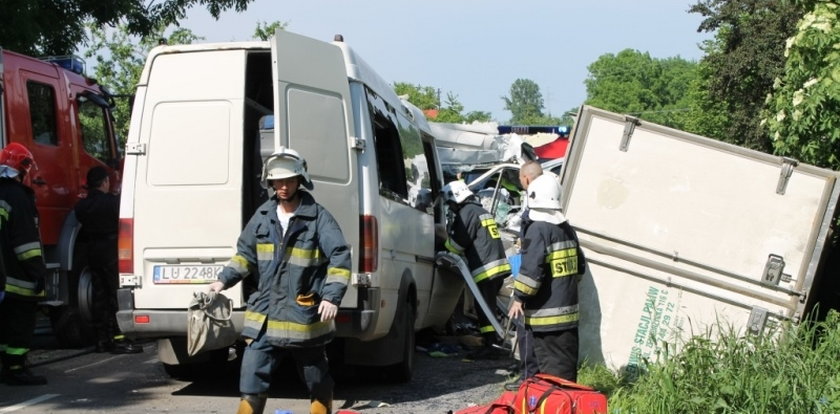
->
[562, 106, 840, 371]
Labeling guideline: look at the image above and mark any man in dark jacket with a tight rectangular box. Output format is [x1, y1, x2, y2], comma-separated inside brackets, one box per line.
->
[209, 147, 350, 414]
[508, 174, 584, 381]
[0, 143, 48, 385]
[443, 180, 511, 359]
[74, 166, 141, 354]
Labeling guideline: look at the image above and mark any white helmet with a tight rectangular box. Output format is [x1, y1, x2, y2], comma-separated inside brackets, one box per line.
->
[261, 146, 313, 190]
[527, 174, 562, 210]
[441, 180, 473, 204]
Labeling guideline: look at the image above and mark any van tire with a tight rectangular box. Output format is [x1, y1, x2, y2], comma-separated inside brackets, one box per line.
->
[49, 268, 96, 348]
[386, 295, 416, 383]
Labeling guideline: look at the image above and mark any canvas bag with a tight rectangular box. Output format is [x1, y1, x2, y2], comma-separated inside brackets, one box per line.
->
[186, 291, 238, 356]
[514, 373, 607, 414]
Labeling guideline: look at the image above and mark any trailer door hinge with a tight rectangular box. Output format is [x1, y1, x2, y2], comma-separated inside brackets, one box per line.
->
[776, 157, 799, 195]
[747, 306, 769, 336]
[125, 142, 146, 155]
[351, 137, 365, 151]
[352, 272, 371, 287]
[761, 254, 791, 286]
[620, 116, 641, 152]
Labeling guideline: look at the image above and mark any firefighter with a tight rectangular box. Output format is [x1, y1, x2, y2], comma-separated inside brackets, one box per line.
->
[507, 174, 584, 381]
[442, 180, 511, 359]
[74, 166, 142, 354]
[0, 142, 48, 385]
[208, 147, 350, 414]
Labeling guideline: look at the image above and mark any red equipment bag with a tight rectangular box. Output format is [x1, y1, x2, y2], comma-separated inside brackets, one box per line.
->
[451, 390, 516, 414]
[514, 374, 608, 414]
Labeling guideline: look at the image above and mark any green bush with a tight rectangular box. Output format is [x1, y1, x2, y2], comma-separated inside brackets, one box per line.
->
[578, 310, 840, 413]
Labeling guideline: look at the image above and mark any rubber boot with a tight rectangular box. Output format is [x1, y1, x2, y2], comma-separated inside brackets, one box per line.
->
[236, 393, 266, 414]
[310, 398, 331, 414]
[1, 353, 47, 386]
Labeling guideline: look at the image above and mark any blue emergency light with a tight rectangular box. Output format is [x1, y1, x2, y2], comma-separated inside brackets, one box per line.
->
[42, 55, 85, 75]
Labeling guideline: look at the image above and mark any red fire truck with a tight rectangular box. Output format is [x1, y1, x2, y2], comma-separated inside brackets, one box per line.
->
[0, 48, 122, 346]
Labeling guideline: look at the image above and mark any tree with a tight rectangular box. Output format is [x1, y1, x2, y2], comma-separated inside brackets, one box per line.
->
[764, 0, 840, 170]
[394, 82, 440, 110]
[84, 24, 203, 142]
[584, 49, 699, 130]
[0, 0, 254, 56]
[394, 82, 492, 123]
[689, 0, 806, 152]
[503, 79, 544, 124]
[253, 20, 288, 41]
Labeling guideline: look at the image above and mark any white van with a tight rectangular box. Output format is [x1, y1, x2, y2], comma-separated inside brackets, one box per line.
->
[116, 30, 463, 381]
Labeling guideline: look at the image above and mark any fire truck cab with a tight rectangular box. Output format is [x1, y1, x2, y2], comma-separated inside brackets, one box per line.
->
[0, 48, 122, 346]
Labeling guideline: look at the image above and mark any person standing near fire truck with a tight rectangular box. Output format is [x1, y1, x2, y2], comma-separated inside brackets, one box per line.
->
[0, 142, 48, 385]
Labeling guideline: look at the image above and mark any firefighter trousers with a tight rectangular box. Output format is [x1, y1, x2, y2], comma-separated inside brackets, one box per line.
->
[0, 296, 38, 356]
[240, 332, 333, 408]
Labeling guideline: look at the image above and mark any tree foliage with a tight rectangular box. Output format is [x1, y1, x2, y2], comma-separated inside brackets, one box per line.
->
[253, 20, 288, 41]
[0, 0, 253, 56]
[688, 0, 806, 152]
[502, 78, 565, 125]
[394, 82, 491, 123]
[84, 24, 203, 142]
[584, 49, 699, 130]
[764, 0, 840, 170]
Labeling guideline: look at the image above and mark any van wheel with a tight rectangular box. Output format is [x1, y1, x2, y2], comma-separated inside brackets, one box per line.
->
[386, 297, 416, 383]
[49, 268, 96, 348]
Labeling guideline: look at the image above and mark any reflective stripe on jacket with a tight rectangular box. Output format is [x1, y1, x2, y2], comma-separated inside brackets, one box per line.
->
[218, 191, 350, 347]
[514, 220, 582, 332]
[0, 178, 48, 300]
[445, 201, 511, 283]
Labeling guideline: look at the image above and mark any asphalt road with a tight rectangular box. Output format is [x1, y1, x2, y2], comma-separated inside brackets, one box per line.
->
[0, 318, 516, 414]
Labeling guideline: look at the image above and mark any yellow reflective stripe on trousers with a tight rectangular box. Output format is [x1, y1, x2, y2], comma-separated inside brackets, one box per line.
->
[472, 258, 511, 283]
[14, 241, 42, 261]
[3, 346, 28, 356]
[266, 319, 333, 341]
[525, 312, 579, 327]
[479, 324, 496, 334]
[325, 267, 350, 285]
[5, 276, 45, 298]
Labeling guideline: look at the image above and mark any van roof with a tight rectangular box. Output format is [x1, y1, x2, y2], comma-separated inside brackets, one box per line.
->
[139, 37, 433, 137]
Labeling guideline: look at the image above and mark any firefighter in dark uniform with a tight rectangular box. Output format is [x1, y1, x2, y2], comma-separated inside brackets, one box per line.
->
[0, 142, 48, 385]
[209, 147, 350, 414]
[74, 166, 142, 354]
[442, 180, 511, 359]
[508, 174, 584, 381]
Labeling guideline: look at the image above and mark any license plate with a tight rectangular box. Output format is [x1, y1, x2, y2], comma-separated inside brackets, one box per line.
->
[153, 265, 224, 284]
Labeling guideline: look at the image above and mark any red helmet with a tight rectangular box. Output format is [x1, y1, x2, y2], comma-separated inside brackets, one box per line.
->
[0, 142, 35, 175]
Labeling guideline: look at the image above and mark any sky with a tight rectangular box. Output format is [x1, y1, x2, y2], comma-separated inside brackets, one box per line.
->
[182, 0, 713, 124]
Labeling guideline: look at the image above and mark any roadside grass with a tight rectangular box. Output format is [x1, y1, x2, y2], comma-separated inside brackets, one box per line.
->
[577, 309, 840, 413]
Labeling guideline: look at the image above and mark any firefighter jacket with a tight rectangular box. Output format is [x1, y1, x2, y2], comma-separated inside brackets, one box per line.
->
[0, 178, 48, 300]
[445, 200, 511, 284]
[217, 191, 351, 348]
[514, 219, 583, 333]
[74, 188, 119, 242]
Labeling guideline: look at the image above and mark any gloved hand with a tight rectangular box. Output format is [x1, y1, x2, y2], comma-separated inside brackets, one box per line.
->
[207, 281, 224, 293]
[34, 277, 46, 295]
[318, 300, 338, 322]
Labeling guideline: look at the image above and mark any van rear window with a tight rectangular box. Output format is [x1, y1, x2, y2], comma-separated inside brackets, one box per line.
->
[148, 102, 231, 186]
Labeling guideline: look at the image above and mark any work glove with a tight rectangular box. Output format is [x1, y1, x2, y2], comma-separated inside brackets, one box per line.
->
[207, 281, 224, 293]
[318, 300, 338, 322]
